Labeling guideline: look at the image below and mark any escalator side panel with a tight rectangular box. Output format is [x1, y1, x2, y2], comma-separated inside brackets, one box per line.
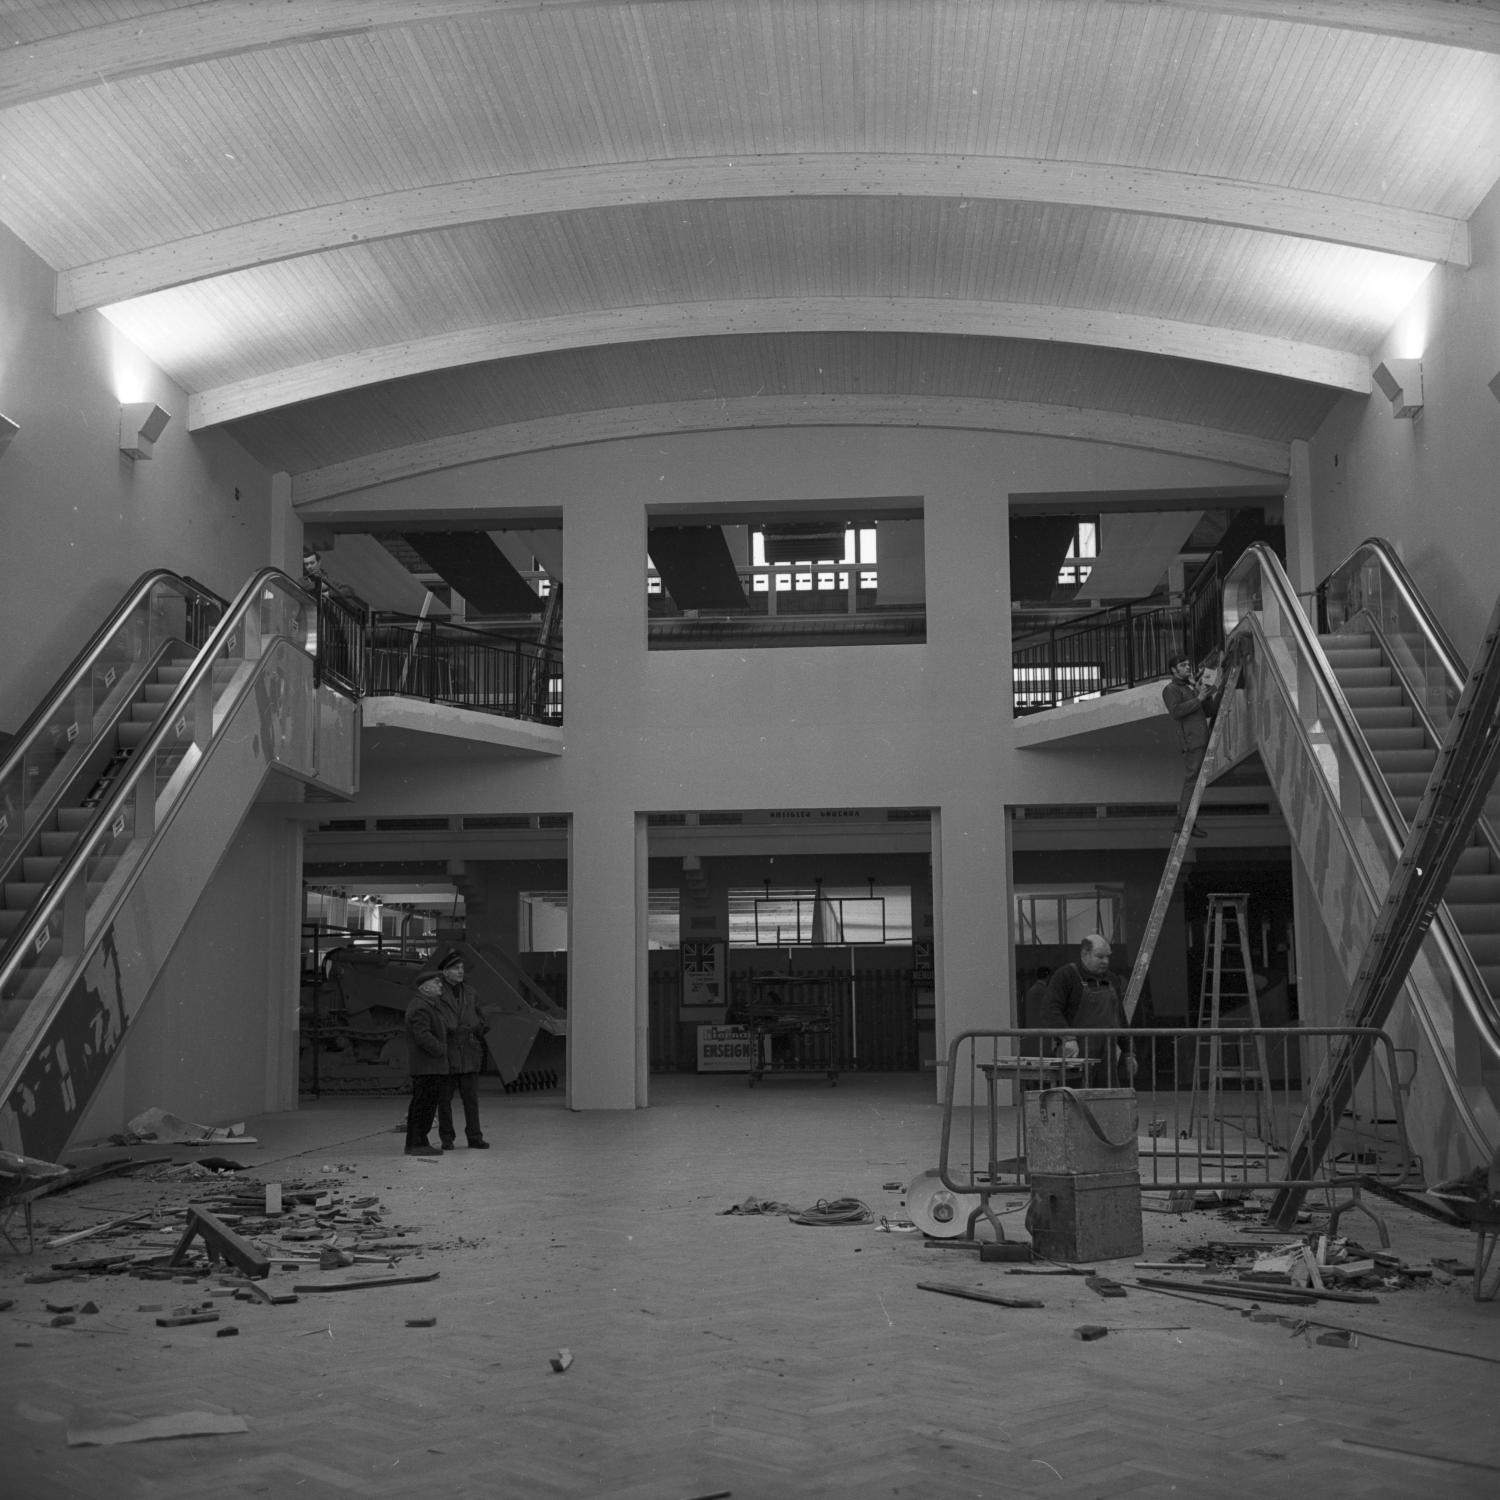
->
[1241, 627, 1494, 1181]
[0, 641, 356, 1161]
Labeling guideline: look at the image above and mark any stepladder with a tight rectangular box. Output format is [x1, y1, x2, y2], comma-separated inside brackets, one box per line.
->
[1189, 894, 1280, 1152]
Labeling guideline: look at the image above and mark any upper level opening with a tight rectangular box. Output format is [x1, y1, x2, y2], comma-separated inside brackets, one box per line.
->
[647, 500, 924, 650]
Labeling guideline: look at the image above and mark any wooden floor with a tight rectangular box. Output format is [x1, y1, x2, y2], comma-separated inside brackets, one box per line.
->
[2, 1073, 1498, 1499]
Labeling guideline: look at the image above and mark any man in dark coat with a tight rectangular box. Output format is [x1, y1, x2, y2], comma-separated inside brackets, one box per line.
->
[1037, 934, 1137, 1087]
[403, 957, 454, 1157]
[425, 950, 491, 1150]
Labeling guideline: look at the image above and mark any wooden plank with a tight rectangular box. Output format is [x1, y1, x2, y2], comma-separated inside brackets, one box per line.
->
[292, 1271, 440, 1292]
[917, 1282, 1044, 1309]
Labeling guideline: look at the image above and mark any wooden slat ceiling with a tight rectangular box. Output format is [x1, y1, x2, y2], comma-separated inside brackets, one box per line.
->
[2, 0, 1498, 497]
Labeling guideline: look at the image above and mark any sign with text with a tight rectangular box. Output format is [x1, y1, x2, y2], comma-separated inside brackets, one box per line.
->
[697, 1025, 756, 1072]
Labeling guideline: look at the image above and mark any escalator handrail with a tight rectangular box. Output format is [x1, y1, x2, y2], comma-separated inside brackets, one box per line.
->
[1322, 537, 1468, 688]
[0, 568, 311, 1007]
[0, 569, 226, 788]
[1225, 545, 1500, 1063]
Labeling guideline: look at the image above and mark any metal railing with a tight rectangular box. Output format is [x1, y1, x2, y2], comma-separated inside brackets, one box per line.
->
[305, 579, 366, 698]
[936, 1027, 1415, 1210]
[1012, 555, 1223, 713]
[365, 613, 563, 723]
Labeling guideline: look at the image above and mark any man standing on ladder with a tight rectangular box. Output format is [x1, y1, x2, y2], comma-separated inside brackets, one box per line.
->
[1038, 935, 1139, 1087]
[1164, 651, 1215, 840]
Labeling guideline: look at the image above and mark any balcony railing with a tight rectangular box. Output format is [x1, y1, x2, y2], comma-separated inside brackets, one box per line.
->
[365, 613, 563, 723]
[1012, 555, 1223, 714]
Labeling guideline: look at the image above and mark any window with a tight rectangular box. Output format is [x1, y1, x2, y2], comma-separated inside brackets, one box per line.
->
[646, 507, 924, 648]
[727, 885, 912, 946]
[520, 890, 680, 951]
[1013, 885, 1124, 946]
[1056, 520, 1097, 587]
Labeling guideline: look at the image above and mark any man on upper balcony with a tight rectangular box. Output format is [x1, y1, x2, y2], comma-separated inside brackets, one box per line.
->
[1164, 652, 1214, 840]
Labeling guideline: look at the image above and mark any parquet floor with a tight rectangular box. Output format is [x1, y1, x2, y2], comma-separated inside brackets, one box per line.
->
[2, 1073, 1497, 1499]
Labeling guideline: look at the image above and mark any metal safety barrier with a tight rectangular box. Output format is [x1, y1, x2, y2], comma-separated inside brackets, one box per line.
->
[936, 1027, 1416, 1223]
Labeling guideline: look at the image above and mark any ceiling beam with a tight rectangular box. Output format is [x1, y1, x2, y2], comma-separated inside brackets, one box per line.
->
[6, 0, 1499, 113]
[290, 396, 1290, 510]
[190, 299, 1369, 429]
[56, 155, 1462, 313]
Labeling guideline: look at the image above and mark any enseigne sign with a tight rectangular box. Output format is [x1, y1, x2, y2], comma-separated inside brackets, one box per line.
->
[696, 1024, 756, 1072]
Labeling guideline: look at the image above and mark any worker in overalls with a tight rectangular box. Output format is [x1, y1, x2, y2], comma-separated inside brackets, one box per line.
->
[1037, 934, 1138, 1087]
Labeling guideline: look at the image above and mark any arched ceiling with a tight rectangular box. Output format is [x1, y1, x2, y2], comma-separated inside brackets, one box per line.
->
[3, 0, 1498, 502]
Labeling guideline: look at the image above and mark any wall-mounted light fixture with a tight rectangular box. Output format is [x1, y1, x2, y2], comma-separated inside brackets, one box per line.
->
[1371, 359, 1424, 419]
[0, 412, 17, 456]
[119, 401, 171, 459]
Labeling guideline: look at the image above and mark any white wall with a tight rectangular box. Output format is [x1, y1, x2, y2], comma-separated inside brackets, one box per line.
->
[0, 221, 278, 729]
[316, 425, 1281, 1104]
[1305, 178, 1500, 659]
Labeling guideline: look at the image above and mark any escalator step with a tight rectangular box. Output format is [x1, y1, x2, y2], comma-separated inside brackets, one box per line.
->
[21, 856, 61, 883]
[1385, 771, 1433, 798]
[1335, 666, 1396, 689]
[1323, 648, 1384, 669]
[1461, 934, 1500, 965]
[1372, 749, 1436, 775]
[1447, 873, 1500, 904]
[2, 882, 44, 907]
[1344, 685, 1405, 708]
[55, 807, 93, 831]
[129, 700, 167, 722]
[0, 910, 24, 939]
[1364, 726, 1426, 749]
[1319, 633, 1373, 649]
[38, 830, 81, 857]
[1354, 706, 1417, 730]
[1449, 905, 1500, 937]
[1453, 846, 1494, 877]
[1478, 967, 1500, 996]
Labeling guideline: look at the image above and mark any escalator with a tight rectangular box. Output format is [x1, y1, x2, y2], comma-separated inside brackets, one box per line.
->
[1187, 542, 1500, 1184]
[0, 569, 359, 1162]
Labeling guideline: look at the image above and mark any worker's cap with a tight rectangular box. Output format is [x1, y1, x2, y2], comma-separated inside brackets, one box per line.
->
[1169, 651, 1192, 668]
[435, 948, 466, 972]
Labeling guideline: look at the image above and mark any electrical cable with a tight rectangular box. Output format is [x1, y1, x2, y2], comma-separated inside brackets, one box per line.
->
[788, 1197, 872, 1226]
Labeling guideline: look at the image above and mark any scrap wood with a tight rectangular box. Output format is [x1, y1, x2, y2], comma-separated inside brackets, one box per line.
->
[292, 1271, 439, 1293]
[1203, 1277, 1378, 1306]
[917, 1281, 1044, 1309]
[168, 1207, 270, 1280]
[1134, 1277, 1315, 1306]
[66, 1410, 247, 1447]
[1087, 1275, 1127, 1298]
[550, 1347, 573, 1372]
[46, 1212, 156, 1249]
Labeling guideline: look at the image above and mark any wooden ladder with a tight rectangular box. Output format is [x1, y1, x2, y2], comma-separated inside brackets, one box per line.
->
[1189, 893, 1279, 1151]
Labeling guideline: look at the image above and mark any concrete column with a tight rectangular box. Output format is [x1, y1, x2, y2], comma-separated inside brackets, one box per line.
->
[932, 794, 1014, 1109]
[562, 488, 648, 1109]
[567, 808, 642, 1109]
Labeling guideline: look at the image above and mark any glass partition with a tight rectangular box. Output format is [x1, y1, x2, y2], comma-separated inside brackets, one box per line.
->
[0, 572, 222, 882]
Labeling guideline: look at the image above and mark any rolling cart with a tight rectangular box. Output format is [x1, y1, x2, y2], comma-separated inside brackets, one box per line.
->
[741, 974, 839, 1086]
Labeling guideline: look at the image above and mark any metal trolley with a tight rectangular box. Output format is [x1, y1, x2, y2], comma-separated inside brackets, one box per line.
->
[740, 974, 839, 1086]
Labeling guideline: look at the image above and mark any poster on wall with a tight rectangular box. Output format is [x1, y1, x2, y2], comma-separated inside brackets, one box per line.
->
[681, 941, 726, 1006]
